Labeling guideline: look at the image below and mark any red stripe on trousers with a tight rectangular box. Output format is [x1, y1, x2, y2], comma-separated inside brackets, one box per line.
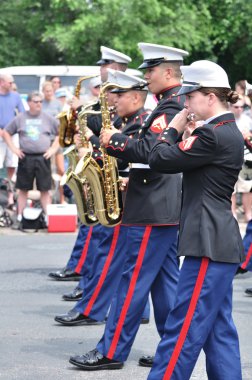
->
[163, 257, 209, 380]
[107, 226, 152, 359]
[84, 225, 121, 316]
[74, 227, 93, 274]
[241, 243, 252, 269]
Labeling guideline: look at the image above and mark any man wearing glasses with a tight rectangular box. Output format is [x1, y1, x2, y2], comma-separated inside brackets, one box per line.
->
[3, 91, 59, 229]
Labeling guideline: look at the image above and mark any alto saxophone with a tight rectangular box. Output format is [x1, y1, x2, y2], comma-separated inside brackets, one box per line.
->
[63, 103, 101, 226]
[57, 75, 98, 147]
[75, 82, 132, 227]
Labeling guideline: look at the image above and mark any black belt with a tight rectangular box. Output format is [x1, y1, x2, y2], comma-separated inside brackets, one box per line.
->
[23, 153, 45, 156]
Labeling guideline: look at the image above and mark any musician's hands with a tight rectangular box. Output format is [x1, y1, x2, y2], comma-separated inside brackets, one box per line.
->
[119, 177, 129, 192]
[182, 119, 204, 140]
[70, 96, 84, 110]
[78, 144, 93, 158]
[73, 131, 81, 148]
[85, 127, 94, 141]
[99, 127, 119, 147]
[169, 108, 190, 134]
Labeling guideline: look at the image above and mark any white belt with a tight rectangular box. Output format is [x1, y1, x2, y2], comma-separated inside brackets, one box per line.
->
[119, 167, 130, 172]
[131, 163, 150, 169]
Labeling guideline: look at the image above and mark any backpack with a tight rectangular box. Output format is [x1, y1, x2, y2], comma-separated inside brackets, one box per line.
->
[21, 207, 47, 231]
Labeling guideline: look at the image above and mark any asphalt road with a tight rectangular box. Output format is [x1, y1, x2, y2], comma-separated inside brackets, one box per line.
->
[0, 227, 252, 380]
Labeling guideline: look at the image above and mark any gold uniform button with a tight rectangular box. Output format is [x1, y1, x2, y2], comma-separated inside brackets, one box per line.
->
[143, 179, 147, 184]
[121, 143, 124, 147]
[109, 140, 112, 144]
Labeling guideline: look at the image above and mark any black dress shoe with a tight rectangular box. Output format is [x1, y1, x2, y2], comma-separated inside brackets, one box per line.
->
[235, 267, 248, 276]
[62, 287, 83, 301]
[140, 318, 150, 324]
[48, 267, 81, 281]
[245, 287, 252, 296]
[54, 309, 104, 326]
[69, 349, 124, 370]
[138, 355, 154, 367]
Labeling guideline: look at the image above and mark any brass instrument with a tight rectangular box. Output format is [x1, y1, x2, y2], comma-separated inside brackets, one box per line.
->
[75, 82, 131, 227]
[63, 103, 101, 226]
[57, 75, 98, 147]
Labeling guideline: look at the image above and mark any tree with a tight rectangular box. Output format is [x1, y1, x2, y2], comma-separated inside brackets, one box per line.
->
[1, 0, 252, 84]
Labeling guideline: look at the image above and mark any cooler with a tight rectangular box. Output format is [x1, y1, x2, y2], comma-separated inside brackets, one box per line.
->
[47, 204, 78, 232]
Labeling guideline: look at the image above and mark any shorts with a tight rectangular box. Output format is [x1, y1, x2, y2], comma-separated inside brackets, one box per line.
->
[16, 154, 52, 191]
[0, 134, 19, 169]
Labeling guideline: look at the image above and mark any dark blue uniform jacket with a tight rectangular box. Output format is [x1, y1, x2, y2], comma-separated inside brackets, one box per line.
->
[149, 112, 245, 263]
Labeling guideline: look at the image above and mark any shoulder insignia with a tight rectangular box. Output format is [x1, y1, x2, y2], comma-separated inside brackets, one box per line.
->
[150, 114, 167, 133]
[179, 136, 198, 151]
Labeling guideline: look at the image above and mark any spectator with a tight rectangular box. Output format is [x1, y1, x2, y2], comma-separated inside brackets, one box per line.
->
[230, 98, 252, 221]
[55, 87, 71, 112]
[50, 76, 62, 94]
[235, 80, 251, 110]
[41, 81, 65, 203]
[3, 91, 59, 229]
[0, 73, 25, 207]
[11, 82, 18, 92]
[42, 81, 62, 117]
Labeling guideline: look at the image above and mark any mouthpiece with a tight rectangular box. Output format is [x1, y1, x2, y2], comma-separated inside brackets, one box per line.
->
[187, 113, 195, 122]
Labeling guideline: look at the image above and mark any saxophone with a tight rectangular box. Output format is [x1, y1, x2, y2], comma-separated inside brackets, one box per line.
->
[75, 82, 131, 227]
[57, 75, 98, 147]
[62, 103, 101, 226]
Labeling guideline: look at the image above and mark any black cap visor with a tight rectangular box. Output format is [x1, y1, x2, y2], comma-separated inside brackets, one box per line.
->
[177, 82, 202, 96]
[110, 83, 148, 93]
[138, 58, 165, 69]
[96, 58, 115, 66]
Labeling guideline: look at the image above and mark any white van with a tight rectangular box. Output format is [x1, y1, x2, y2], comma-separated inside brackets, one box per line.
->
[0, 65, 143, 98]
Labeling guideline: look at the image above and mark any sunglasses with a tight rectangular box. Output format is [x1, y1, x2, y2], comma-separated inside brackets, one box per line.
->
[31, 100, 43, 104]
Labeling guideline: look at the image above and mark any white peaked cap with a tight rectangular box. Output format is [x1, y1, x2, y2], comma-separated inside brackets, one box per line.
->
[178, 60, 231, 95]
[97, 46, 132, 65]
[106, 68, 147, 92]
[138, 42, 189, 69]
[89, 76, 102, 88]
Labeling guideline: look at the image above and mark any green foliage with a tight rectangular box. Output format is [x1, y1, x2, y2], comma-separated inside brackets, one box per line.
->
[0, 0, 252, 84]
